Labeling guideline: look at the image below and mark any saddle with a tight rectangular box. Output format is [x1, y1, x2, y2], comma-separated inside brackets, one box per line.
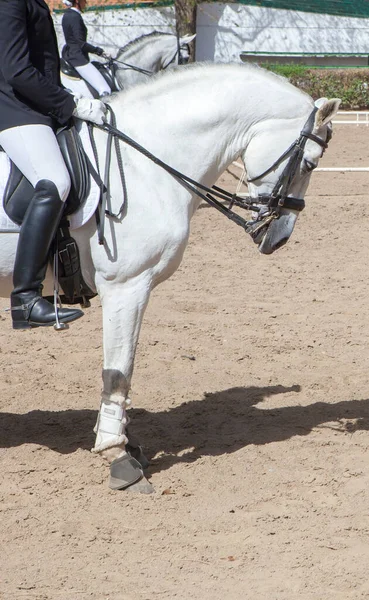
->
[3, 124, 97, 306]
[60, 58, 81, 80]
[60, 58, 118, 96]
[4, 125, 90, 225]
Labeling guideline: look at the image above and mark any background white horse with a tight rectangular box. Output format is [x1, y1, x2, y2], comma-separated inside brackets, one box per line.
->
[0, 63, 340, 492]
[61, 31, 196, 98]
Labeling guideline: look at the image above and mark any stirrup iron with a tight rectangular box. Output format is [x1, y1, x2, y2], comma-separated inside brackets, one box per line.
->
[53, 247, 68, 331]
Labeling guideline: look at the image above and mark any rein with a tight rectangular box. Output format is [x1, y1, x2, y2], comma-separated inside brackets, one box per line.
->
[93, 105, 328, 241]
[112, 57, 153, 77]
[95, 119, 262, 232]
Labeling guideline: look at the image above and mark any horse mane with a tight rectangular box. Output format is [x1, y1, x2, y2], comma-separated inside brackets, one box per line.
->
[118, 31, 174, 55]
[114, 62, 312, 110]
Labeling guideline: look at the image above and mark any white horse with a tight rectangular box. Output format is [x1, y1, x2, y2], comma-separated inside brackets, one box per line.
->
[0, 63, 340, 493]
[61, 31, 196, 98]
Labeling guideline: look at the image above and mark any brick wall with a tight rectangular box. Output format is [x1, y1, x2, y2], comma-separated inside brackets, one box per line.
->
[46, 0, 167, 11]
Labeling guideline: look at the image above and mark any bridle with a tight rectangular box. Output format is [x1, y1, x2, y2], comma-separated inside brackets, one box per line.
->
[111, 42, 189, 78]
[92, 105, 331, 243]
[242, 106, 330, 238]
[178, 44, 190, 65]
[248, 107, 328, 211]
[170, 36, 190, 67]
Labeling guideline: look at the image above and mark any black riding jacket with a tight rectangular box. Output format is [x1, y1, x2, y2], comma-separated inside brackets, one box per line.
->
[62, 8, 104, 68]
[0, 0, 76, 132]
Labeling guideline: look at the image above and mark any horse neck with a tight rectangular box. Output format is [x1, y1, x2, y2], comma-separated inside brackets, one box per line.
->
[113, 65, 312, 205]
[118, 36, 175, 71]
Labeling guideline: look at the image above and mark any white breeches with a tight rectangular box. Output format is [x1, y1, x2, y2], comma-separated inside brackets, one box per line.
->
[75, 62, 111, 96]
[0, 124, 71, 202]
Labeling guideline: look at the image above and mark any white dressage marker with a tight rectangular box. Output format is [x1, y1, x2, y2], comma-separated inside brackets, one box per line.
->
[333, 111, 369, 125]
[316, 111, 369, 172]
[317, 111, 369, 172]
[315, 167, 369, 172]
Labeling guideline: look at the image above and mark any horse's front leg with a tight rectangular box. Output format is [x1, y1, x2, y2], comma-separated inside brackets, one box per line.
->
[92, 277, 153, 493]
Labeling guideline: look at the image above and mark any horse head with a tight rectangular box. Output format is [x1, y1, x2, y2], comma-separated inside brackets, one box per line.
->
[114, 32, 196, 88]
[242, 97, 341, 254]
[177, 34, 196, 65]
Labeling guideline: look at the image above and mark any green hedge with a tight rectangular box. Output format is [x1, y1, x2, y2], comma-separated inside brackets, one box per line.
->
[263, 65, 369, 109]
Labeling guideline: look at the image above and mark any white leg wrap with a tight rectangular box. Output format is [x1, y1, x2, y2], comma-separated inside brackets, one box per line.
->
[92, 400, 129, 453]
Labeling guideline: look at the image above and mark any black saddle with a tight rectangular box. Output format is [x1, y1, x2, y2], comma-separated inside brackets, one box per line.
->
[60, 58, 99, 99]
[61, 57, 118, 96]
[60, 57, 80, 80]
[3, 124, 90, 226]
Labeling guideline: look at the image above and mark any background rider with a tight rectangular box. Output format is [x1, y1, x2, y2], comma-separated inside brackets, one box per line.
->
[62, 0, 112, 97]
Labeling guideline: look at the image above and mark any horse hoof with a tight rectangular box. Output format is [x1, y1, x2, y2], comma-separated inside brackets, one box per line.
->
[126, 476, 154, 495]
[126, 428, 150, 470]
[109, 453, 154, 493]
[127, 443, 150, 470]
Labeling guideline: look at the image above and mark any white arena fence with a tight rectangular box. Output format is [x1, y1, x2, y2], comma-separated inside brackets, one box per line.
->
[233, 111, 369, 195]
[332, 111, 369, 126]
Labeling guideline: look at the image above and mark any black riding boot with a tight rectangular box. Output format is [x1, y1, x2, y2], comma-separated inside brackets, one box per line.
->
[11, 179, 84, 329]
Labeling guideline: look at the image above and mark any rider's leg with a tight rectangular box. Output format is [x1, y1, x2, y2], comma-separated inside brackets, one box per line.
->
[0, 124, 83, 329]
[75, 62, 111, 97]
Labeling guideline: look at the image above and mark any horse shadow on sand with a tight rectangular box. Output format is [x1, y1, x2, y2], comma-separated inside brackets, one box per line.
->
[1, 384, 369, 473]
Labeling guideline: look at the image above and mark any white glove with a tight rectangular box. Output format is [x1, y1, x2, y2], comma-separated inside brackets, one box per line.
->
[72, 97, 107, 125]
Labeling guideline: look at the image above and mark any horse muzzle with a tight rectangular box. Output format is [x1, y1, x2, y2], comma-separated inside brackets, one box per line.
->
[247, 209, 299, 255]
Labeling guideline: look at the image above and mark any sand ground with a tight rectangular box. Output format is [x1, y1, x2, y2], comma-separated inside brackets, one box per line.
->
[1, 123, 369, 600]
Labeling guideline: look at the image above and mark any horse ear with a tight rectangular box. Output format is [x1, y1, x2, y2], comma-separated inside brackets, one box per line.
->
[314, 98, 341, 127]
[180, 34, 196, 44]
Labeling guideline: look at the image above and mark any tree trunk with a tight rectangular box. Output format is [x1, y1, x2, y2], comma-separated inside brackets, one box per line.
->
[174, 0, 197, 61]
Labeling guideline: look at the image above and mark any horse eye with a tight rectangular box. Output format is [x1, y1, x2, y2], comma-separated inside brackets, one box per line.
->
[304, 159, 316, 173]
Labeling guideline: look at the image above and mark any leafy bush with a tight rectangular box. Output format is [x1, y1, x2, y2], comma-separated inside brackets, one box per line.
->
[261, 63, 309, 79]
[262, 64, 369, 109]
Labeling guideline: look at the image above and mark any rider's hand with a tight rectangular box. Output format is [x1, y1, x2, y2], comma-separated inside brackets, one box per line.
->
[72, 97, 107, 125]
[102, 52, 112, 60]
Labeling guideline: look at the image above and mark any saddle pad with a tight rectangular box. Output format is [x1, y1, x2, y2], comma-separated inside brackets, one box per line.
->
[0, 121, 101, 233]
